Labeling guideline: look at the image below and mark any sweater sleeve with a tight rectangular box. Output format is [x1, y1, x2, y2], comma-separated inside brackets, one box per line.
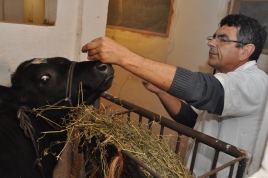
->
[171, 101, 198, 128]
[167, 67, 224, 115]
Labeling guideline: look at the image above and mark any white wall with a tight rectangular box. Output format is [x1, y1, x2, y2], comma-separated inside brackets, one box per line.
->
[166, 0, 224, 72]
[0, 0, 109, 74]
[80, 0, 109, 61]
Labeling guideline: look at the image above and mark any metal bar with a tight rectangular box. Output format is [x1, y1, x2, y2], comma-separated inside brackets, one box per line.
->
[138, 115, 143, 123]
[228, 164, 235, 178]
[160, 125, 164, 136]
[210, 174, 217, 178]
[198, 156, 244, 178]
[127, 112, 130, 122]
[209, 150, 220, 178]
[148, 119, 153, 130]
[111, 108, 137, 117]
[190, 140, 199, 172]
[175, 134, 181, 154]
[236, 155, 251, 178]
[121, 150, 162, 178]
[211, 150, 220, 171]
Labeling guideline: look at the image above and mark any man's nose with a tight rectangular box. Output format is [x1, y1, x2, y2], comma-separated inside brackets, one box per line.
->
[207, 38, 217, 47]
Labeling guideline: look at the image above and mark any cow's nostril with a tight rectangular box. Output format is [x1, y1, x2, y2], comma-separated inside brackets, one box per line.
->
[96, 63, 108, 72]
[95, 62, 114, 76]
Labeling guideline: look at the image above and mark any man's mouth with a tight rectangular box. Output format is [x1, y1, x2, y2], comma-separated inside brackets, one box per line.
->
[209, 52, 218, 55]
[209, 47, 218, 55]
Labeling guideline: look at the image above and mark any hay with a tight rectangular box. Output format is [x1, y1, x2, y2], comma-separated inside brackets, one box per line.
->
[37, 102, 192, 178]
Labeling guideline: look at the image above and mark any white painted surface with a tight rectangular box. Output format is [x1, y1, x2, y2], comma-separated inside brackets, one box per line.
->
[45, 0, 57, 23]
[80, 0, 109, 61]
[0, 0, 109, 74]
[0, 57, 12, 86]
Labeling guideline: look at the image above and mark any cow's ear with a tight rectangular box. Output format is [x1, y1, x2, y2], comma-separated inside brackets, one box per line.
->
[0, 86, 16, 106]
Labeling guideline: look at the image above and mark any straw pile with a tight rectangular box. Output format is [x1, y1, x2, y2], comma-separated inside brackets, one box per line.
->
[38, 103, 192, 178]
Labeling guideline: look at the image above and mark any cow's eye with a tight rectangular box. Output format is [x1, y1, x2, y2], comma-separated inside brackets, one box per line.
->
[40, 75, 50, 84]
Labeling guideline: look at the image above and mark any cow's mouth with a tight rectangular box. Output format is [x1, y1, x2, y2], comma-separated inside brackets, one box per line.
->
[84, 93, 101, 105]
[99, 74, 114, 91]
[83, 74, 114, 105]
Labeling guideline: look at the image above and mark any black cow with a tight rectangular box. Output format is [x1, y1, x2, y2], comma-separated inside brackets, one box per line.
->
[0, 57, 114, 178]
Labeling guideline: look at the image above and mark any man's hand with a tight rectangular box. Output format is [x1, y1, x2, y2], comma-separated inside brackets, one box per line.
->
[82, 37, 176, 92]
[142, 80, 165, 96]
[81, 37, 132, 65]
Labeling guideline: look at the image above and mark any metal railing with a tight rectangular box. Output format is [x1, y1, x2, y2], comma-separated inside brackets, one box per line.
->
[100, 92, 251, 178]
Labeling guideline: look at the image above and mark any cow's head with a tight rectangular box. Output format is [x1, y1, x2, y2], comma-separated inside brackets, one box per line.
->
[0, 57, 114, 138]
[0, 57, 114, 124]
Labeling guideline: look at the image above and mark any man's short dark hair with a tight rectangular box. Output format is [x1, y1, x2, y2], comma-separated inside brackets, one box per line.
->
[220, 14, 267, 61]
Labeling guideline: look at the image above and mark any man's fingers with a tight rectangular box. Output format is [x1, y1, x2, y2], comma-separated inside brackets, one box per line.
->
[81, 41, 98, 53]
[81, 37, 105, 53]
[81, 44, 91, 53]
[141, 80, 149, 86]
[87, 53, 100, 61]
[87, 48, 97, 56]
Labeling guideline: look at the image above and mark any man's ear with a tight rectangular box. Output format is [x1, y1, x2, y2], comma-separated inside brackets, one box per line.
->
[240, 44, 255, 61]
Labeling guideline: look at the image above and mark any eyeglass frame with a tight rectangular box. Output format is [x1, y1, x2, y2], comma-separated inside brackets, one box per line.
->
[206, 35, 248, 46]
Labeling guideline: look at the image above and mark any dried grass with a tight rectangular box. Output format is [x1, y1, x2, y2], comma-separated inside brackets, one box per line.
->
[35, 83, 192, 178]
[35, 103, 191, 178]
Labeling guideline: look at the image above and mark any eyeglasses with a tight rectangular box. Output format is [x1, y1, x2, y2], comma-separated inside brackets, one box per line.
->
[206, 36, 248, 45]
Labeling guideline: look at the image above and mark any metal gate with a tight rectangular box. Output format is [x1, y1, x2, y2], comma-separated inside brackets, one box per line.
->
[100, 92, 251, 178]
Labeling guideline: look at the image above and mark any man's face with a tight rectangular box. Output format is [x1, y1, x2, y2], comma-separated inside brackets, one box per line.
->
[207, 25, 244, 73]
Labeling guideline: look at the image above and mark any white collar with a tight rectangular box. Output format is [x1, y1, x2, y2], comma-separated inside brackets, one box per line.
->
[236, 60, 256, 71]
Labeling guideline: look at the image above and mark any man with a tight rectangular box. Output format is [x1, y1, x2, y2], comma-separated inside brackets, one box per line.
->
[82, 14, 268, 177]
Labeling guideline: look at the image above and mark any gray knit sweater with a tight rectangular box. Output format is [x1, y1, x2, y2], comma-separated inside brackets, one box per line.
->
[167, 67, 224, 128]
